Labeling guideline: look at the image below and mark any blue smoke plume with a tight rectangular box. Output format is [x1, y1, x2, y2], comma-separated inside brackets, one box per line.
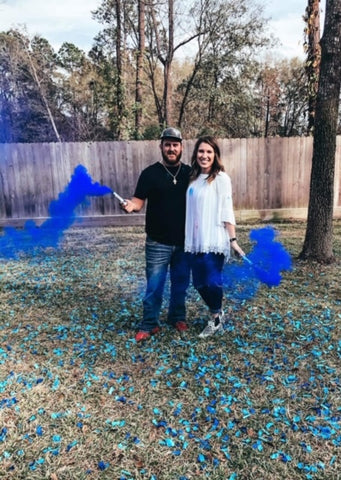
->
[223, 226, 292, 300]
[0, 165, 112, 258]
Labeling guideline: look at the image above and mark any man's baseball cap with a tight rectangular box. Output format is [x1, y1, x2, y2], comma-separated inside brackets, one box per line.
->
[160, 127, 182, 142]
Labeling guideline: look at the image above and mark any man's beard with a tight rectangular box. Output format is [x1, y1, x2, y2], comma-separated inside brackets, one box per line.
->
[161, 150, 182, 166]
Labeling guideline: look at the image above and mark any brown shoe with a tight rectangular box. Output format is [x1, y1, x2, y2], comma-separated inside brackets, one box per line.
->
[135, 327, 160, 342]
[175, 321, 189, 332]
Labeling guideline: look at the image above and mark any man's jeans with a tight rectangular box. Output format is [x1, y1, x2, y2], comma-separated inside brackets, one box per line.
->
[139, 236, 190, 332]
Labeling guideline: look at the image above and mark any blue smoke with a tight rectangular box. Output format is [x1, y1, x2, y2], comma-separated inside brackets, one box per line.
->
[223, 226, 292, 300]
[0, 164, 112, 258]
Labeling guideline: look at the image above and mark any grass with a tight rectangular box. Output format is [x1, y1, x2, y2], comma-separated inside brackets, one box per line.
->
[0, 221, 340, 480]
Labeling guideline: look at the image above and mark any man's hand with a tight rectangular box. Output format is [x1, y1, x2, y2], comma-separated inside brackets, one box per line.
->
[121, 197, 145, 213]
[122, 199, 135, 213]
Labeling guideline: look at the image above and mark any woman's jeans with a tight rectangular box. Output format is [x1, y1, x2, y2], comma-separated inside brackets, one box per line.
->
[189, 252, 225, 314]
[139, 236, 190, 332]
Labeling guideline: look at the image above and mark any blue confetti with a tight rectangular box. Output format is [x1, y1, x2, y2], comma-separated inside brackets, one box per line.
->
[0, 427, 8, 442]
[98, 460, 110, 470]
[66, 440, 78, 452]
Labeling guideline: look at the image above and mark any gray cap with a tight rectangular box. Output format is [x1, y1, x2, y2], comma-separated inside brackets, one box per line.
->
[160, 127, 182, 141]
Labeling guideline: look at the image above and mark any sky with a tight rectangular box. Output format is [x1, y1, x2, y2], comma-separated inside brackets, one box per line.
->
[0, 0, 326, 59]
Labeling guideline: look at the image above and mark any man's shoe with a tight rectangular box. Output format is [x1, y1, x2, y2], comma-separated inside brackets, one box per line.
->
[175, 321, 189, 332]
[199, 312, 224, 338]
[135, 327, 160, 342]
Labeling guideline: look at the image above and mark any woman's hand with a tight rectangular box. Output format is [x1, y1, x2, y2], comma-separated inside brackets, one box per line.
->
[230, 239, 246, 258]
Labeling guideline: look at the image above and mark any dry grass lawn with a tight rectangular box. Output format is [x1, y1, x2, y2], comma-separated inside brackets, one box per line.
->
[0, 221, 340, 480]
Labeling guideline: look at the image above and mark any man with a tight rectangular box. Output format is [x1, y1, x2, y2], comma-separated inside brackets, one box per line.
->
[123, 127, 191, 341]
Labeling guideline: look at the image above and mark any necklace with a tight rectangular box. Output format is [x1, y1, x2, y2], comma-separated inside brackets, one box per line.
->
[160, 161, 182, 185]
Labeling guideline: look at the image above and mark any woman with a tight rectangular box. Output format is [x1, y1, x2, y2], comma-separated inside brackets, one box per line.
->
[185, 136, 245, 338]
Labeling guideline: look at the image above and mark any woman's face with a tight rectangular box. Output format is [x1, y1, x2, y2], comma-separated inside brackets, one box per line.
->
[196, 142, 215, 173]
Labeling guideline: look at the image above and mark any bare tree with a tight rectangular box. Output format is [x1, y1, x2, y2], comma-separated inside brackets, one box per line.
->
[23, 39, 61, 142]
[176, 0, 271, 137]
[146, 0, 204, 127]
[300, 0, 341, 263]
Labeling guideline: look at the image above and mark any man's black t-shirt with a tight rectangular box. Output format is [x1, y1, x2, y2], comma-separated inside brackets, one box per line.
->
[134, 162, 191, 246]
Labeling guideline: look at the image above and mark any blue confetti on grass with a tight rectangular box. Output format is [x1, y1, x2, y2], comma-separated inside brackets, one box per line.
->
[1, 219, 340, 478]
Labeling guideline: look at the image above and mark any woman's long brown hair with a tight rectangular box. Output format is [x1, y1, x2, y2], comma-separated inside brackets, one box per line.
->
[190, 136, 225, 183]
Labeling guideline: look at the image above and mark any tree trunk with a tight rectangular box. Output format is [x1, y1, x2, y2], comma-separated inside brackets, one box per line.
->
[115, 0, 124, 140]
[135, 0, 145, 138]
[264, 89, 270, 138]
[300, 0, 341, 263]
[305, 0, 321, 134]
[164, 0, 174, 126]
[178, 59, 201, 127]
[149, 0, 174, 127]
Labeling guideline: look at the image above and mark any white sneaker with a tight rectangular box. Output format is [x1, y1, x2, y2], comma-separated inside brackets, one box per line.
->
[199, 311, 225, 338]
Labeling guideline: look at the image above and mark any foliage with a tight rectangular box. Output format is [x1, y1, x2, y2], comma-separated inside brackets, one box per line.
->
[56, 42, 110, 141]
[0, 221, 340, 479]
[0, 30, 59, 142]
[255, 57, 308, 137]
[0, 1, 312, 142]
[1, 1, 338, 142]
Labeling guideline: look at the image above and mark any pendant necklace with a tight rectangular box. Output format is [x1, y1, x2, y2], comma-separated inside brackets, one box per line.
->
[160, 161, 182, 185]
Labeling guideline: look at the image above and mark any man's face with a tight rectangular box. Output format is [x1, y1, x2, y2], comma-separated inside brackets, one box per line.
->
[160, 139, 183, 166]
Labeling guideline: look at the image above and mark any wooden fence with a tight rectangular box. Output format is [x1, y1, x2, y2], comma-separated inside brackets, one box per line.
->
[0, 137, 341, 227]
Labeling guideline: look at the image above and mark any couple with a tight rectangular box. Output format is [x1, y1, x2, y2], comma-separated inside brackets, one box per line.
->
[123, 127, 245, 341]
